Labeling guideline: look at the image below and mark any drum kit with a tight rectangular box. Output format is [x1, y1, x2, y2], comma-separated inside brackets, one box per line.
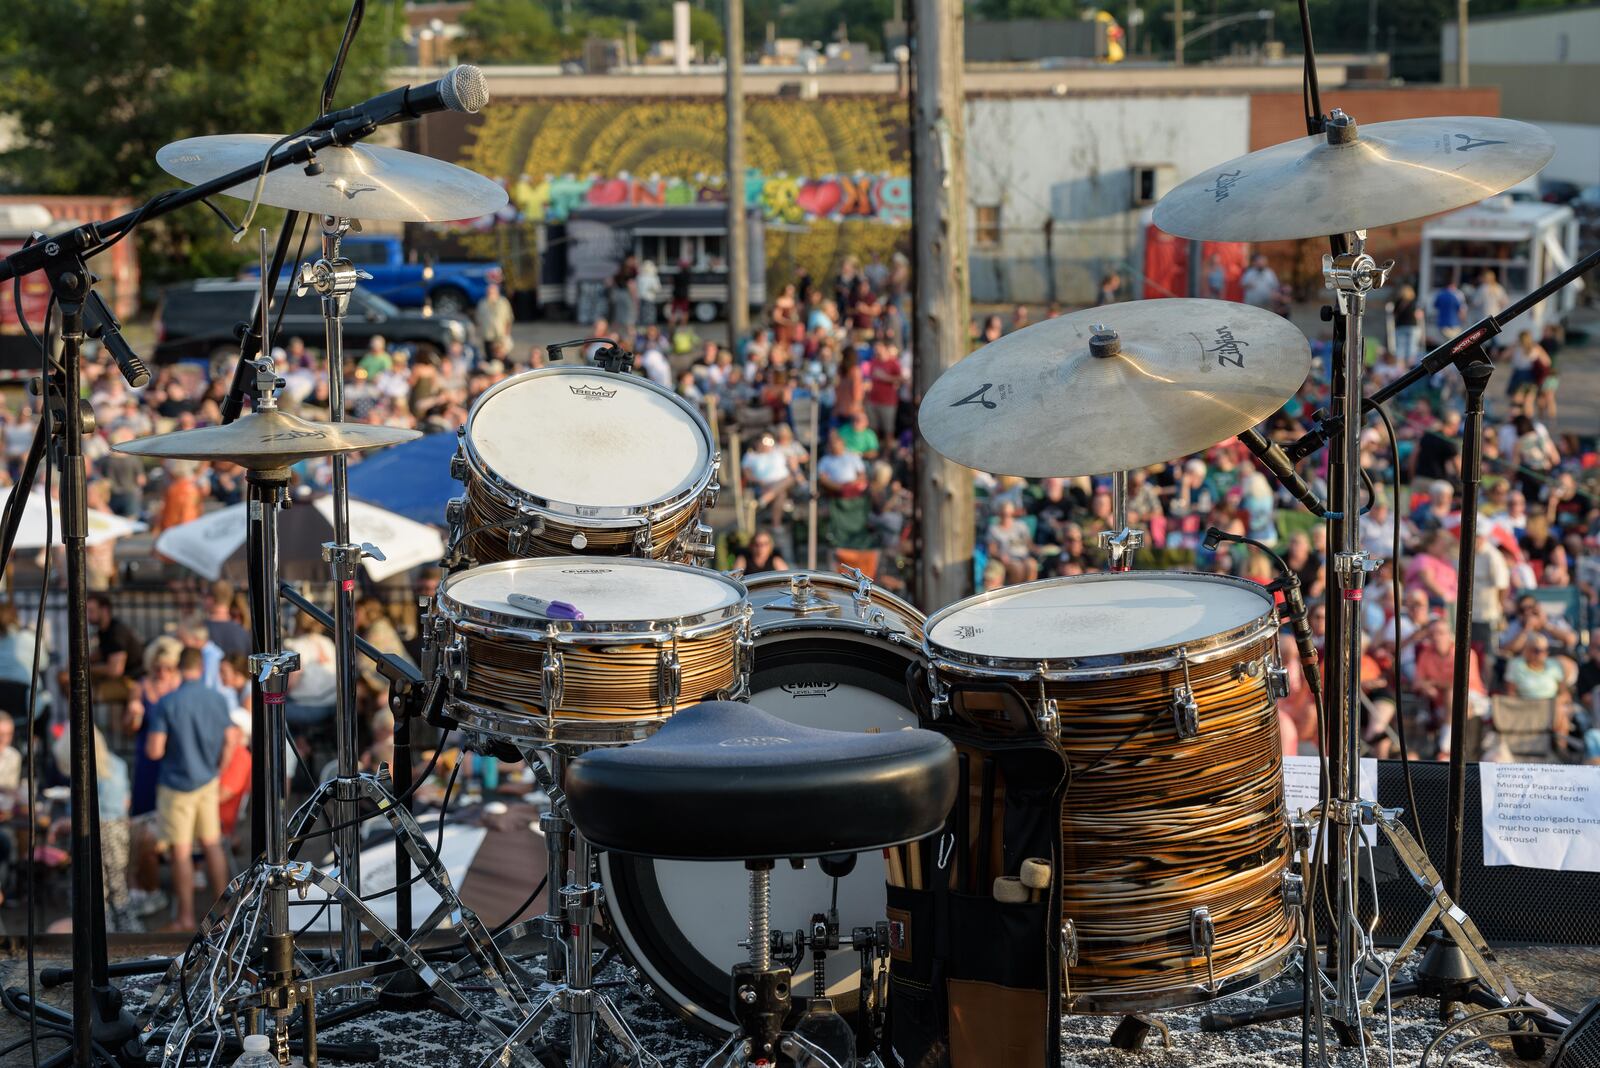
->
[95, 104, 1583, 1068]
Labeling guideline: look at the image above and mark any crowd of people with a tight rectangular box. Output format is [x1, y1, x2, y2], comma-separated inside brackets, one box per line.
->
[0, 242, 1592, 937]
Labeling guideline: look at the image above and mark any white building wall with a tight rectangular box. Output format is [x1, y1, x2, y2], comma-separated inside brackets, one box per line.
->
[964, 94, 1252, 305]
[1444, 7, 1600, 66]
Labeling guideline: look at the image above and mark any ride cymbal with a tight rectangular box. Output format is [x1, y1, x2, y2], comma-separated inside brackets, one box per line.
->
[157, 135, 508, 222]
[114, 410, 420, 470]
[1153, 113, 1555, 243]
[918, 299, 1310, 478]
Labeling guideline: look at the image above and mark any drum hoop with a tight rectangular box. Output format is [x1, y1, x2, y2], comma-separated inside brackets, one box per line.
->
[436, 558, 748, 636]
[1063, 936, 1300, 1014]
[923, 571, 1278, 677]
[459, 366, 718, 524]
[447, 697, 667, 746]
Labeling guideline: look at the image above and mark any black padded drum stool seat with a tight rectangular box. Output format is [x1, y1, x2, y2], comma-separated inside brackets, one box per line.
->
[565, 700, 958, 862]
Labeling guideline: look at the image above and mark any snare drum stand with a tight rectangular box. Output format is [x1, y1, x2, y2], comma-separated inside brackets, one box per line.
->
[472, 746, 662, 1068]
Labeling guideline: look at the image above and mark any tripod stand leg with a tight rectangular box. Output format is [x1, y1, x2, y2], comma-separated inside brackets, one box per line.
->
[349, 773, 536, 1012]
[1361, 811, 1518, 1012]
[593, 992, 663, 1067]
[140, 867, 268, 1029]
[291, 863, 543, 1065]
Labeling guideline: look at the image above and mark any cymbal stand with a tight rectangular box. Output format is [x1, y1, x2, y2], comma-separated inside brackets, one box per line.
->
[296, 214, 374, 995]
[1088, 327, 1143, 573]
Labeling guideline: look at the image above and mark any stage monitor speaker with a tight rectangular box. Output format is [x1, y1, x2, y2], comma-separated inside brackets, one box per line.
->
[1553, 998, 1600, 1068]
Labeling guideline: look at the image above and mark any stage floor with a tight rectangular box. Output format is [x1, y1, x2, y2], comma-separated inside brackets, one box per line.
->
[0, 943, 1593, 1066]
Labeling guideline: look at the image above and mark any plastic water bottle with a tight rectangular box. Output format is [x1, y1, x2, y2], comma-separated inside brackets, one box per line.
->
[232, 1034, 277, 1067]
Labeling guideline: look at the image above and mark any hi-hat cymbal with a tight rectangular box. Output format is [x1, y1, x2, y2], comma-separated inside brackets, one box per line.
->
[114, 410, 420, 470]
[157, 135, 508, 222]
[918, 299, 1310, 478]
[1153, 114, 1555, 243]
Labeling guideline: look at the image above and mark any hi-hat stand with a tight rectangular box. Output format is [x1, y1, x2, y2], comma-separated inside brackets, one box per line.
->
[138, 358, 538, 1068]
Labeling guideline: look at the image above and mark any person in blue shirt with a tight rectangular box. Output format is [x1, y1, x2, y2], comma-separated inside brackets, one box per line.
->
[146, 646, 231, 931]
[1432, 280, 1465, 339]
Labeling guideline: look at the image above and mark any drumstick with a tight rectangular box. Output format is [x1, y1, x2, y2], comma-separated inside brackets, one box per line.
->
[976, 757, 996, 892]
[907, 841, 923, 891]
[954, 753, 970, 893]
[884, 847, 904, 889]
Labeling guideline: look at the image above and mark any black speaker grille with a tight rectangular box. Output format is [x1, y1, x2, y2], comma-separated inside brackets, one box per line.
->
[1553, 999, 1600, 1068]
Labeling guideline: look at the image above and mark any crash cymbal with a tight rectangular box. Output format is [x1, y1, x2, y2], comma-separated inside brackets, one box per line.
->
[1153, 113, 1555, 243]
[157, 135, 508, 222]
[918, 299, 1310, 478]
[114, 410, 420, 470]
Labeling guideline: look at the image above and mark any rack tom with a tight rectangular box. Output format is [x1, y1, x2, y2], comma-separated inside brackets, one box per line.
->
[448, 366, 719, 565]
[923, 572, 1298, 1013]
[428, 557, 750, 747]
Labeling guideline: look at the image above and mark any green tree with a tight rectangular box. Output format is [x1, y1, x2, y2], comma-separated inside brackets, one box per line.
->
[0, 0, 395, 284]
[460, 0, 563, 64]
[638, 5, 725, 57]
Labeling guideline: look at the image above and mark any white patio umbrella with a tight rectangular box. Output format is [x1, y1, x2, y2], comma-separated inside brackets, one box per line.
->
[1, 489, 145, 549]
[153, 495, 444, 583]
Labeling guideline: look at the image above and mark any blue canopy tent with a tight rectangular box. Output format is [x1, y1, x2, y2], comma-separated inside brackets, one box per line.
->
[347, 432, 461, 527]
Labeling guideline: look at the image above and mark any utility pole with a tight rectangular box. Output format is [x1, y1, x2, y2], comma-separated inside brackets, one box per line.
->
[1457, 0, 1469, 86]
[910, 0, 974, 610]
[1174, 0, 1184, 64]
[724, 0, 750, 344]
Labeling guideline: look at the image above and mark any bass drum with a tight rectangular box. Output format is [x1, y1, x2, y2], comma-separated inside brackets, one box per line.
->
[600, 569, 924, 1034]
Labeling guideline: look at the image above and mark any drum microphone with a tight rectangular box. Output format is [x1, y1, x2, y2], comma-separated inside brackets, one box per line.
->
[310, 64, 488, 130]
[1204, 526, 1322, 707]
[1237, 428, 1333, 519]
[84, 290, 152, 389]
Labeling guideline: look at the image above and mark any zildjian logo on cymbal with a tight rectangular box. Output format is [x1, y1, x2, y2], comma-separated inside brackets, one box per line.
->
[1207, 170, 1244, 203]
[1454, 133, 1508, 152]
[327, 182, 378, 199]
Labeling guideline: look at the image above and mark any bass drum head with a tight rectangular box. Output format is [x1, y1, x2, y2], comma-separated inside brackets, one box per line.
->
[600, 630, 921, 1034]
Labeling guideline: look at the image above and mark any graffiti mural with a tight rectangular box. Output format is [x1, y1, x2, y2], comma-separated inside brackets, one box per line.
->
[448, 97, 912, 292]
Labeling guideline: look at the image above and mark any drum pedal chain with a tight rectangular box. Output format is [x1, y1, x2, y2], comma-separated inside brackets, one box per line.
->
[1172, 648, 1200, 739]
[1190, 907, 1219, 994]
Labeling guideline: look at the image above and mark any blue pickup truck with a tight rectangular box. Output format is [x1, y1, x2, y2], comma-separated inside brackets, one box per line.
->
[337, 234, 502, 317]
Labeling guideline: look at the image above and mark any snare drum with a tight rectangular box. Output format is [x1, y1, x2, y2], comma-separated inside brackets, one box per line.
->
[600, 569, 924, 1033]
[448, 367, 719, 564]
[428, 557, 750, 747]
[924, 572, 1297, 1013]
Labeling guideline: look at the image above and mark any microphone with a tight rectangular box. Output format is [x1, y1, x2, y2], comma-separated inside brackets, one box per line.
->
[1237, 427, 1332, 518]
[311, 65, 488, 131]
[83, 290, 151, 389]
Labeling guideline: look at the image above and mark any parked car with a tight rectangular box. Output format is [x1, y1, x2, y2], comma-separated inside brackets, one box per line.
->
[335, 234, 501, 317]
[153, 278, 471, 372]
